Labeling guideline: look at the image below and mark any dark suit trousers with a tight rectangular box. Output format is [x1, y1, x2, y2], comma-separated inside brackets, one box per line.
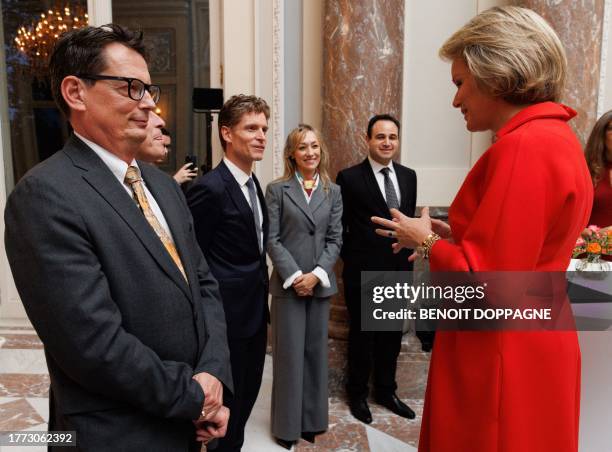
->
[214, 323, 267, 452]
[344, 280, 402, 400]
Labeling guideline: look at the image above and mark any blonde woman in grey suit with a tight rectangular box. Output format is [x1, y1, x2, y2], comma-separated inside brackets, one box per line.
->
[265, 124, 343, 449]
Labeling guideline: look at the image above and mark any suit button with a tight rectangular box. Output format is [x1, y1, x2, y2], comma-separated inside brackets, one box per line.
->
[309, 231, 314, 236]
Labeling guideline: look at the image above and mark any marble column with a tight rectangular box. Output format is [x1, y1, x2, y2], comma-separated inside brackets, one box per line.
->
[513, 0, 606, 145]
[322, 0, 404, 339]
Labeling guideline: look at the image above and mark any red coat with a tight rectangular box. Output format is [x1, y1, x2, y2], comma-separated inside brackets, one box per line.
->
[419, 103, 593, 452]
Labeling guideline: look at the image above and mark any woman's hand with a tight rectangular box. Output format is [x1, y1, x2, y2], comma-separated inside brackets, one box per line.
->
[293, 273, 319, 296]
[173, 163, 198, 185]
[372, 207, 433, 252]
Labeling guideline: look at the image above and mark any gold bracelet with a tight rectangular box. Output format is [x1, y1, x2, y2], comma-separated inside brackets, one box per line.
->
[416, 233, 441, 259]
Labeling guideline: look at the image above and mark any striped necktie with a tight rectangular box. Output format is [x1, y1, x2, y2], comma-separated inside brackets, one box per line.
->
[380, 167, 400, 210]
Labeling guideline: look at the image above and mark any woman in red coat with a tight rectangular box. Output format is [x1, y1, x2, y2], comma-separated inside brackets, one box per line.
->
[372, 6, 593, 452]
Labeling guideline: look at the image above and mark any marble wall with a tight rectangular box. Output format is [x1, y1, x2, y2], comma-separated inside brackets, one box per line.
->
[322, 0, 405, 339]
[513, 0, 606, 145]
[322, 0, 405, 178]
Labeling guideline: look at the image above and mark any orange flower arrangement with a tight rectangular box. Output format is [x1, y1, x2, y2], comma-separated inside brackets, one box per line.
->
[573, 225, 611, 264]
[586, 242, 602, 254]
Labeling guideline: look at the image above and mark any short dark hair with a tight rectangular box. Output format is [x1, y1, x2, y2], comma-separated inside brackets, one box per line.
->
[160, 127, 170, 137]
[367, 114, 401, 138]
[49, 23, 147, 118]
[218, 94, 270, 150]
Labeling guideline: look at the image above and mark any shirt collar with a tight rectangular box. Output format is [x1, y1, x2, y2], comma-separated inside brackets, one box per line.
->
[74, 132, 139, 183]
[368, 155, 394, 174]
[223, 156, 252, 186]
[495, 102, 577, 140]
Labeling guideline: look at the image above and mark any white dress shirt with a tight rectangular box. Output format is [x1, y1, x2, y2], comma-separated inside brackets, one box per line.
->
[282, 173, 331, 290]
[368, 156, 402, 205]
[75, 132, 176, 244]
[223, 157, 264, 251]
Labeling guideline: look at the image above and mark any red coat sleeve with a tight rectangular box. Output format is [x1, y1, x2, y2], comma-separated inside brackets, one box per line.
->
[430, 128, 582, 272]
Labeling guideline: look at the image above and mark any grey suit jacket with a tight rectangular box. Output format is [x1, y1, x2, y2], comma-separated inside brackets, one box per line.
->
[265, 177, 342, 299]
[4, 135, 232, 451]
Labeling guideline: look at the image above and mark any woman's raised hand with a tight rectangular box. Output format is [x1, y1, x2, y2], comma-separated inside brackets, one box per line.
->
[371, 207, 433, 251]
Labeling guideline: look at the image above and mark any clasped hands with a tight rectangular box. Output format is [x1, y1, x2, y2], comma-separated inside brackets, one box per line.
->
[192, 372, 229, 444]
[371, 207, 452, 261]
[293, 272, 319, 297]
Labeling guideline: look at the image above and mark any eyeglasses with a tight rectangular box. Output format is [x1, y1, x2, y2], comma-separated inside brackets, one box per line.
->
[77, 74, 161, 104]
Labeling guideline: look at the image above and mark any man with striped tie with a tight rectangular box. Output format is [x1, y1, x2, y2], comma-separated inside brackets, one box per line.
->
[336, 114, 418, 425]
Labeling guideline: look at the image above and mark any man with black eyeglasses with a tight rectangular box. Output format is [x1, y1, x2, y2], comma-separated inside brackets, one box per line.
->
[4, 24, 232, 451]
[75, 73, 162, 104]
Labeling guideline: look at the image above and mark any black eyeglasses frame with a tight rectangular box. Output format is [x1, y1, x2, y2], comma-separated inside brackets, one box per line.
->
[76, 74, 161, 103]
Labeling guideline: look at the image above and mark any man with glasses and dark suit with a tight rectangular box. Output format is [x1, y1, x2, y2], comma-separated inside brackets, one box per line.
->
[5, 24, 231, 451]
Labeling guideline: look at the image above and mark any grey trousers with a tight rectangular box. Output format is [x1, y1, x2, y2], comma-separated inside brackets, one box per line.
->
[271, 295, 330, 441]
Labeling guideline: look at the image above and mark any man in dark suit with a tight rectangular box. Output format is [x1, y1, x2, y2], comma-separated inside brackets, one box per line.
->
[336, 114, 417, 424]
[4, 25, 232, 451]
[186, 95, 270, 452]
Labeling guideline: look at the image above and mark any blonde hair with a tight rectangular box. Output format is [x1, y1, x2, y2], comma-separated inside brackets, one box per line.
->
[584, 110, 612, 186]
[280, 124, 331, 192]
[439, 6, 567, 104]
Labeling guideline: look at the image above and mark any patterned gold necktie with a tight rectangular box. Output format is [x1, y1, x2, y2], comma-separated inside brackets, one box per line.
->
[124, 166, 187, 281]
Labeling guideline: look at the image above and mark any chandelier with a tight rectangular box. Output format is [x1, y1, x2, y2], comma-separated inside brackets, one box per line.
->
[14, 5, 89, 77]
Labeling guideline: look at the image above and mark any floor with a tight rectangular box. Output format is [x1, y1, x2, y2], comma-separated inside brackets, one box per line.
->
[0, 323, 428, 451]
[3, 323, 611, 451]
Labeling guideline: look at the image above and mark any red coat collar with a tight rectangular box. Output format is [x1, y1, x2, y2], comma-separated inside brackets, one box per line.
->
[495, 102, 577, 139]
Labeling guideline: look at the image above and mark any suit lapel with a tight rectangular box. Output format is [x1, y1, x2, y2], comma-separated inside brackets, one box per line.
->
[361, 159, 389, 215]
[218, 161, 260, 250]
[140, 164, 193, 299]
[284, 177, 315, 226]
[63, 136, 191, 301]
[309, 182, 326, 215]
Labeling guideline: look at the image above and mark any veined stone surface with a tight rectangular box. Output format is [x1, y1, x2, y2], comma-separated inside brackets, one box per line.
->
[513, 0, 605, 144]
[323, 0, 405, 342]
[323, 0, 405, 178]
[1, 326, 429, 451]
